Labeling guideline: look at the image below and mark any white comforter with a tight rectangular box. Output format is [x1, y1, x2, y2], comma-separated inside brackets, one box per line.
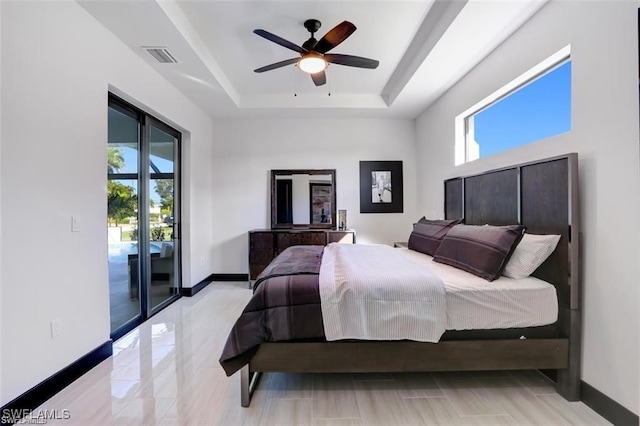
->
[319, 243, 447, 342]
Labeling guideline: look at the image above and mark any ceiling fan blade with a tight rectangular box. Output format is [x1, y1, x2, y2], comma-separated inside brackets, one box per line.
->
[313, 21, 356, 54]
[325, 54, 379, 69]
[254, 29, 307, 54]
[310, 71, 327, 86]
[254, 57, 299, 73]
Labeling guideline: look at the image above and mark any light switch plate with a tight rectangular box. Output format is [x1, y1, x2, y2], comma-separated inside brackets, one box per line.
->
[71, 216, 80, 232]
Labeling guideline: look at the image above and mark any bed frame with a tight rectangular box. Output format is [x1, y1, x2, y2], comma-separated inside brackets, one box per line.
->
[240, 153, 580, 406]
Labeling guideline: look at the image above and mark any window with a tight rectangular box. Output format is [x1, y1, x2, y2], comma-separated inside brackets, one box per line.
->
[455, 46, 571, 164]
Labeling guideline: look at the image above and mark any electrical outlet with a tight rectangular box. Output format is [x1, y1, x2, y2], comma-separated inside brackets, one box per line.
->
[199, 256, 205, 265]
[50, 318, 61, 338]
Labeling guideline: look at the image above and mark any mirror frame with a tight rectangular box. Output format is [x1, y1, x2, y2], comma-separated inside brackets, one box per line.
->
[271, 169, 337, 229]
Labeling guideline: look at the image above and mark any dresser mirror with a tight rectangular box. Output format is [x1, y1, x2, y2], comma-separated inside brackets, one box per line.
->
[271, 169, 336, 229]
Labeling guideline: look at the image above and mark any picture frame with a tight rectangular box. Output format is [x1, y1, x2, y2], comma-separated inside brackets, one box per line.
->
[359, 161, 403, 213]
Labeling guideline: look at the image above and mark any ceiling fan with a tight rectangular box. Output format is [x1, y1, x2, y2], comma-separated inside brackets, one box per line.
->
[253, 19, 380, 87]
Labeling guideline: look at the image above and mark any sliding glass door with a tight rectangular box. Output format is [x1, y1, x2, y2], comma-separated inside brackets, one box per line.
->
[107, 103, 142, 333]
[108, 94, 181, 340]
[147, 119, 180, 312]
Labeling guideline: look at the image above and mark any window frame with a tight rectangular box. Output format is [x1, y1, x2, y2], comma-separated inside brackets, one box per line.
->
[455, 45, 571, 165]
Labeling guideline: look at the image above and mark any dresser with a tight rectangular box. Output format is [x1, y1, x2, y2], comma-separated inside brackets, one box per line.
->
[248, 229, 356, 280]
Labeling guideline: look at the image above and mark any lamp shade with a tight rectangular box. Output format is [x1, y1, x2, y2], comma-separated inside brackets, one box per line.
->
[298, 54, 327, 74]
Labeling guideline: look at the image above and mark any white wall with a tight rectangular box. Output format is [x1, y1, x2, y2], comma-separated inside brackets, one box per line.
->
[0, 1, 213, 404]
[211, 118, 418, 273]
[415, 0, 639, 413]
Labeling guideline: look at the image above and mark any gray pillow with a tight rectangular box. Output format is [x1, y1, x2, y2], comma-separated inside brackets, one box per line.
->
[433, 224, 526, 281]
[408, 218, 463, 256]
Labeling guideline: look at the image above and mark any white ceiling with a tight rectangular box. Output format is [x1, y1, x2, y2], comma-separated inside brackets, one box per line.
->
[80, 0, 548, 119]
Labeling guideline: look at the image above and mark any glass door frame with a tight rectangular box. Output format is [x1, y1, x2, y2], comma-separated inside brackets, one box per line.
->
[108, 93, 182, 341]
[108, 98, 143, 339]
[145, 115, 182, 316]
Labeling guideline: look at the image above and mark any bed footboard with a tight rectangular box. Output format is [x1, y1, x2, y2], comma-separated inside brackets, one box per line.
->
[239, 338, 569, 406]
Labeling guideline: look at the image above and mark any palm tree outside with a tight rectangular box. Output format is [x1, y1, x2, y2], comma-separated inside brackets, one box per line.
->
[108, 146, 125, 174]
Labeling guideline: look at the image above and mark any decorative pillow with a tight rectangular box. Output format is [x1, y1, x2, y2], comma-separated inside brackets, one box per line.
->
[503, 233, 561, 279]
[433, 224, 526, 281]
[408, 218, 463, 256]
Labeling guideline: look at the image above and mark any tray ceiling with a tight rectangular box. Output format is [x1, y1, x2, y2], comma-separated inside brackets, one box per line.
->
[80, 0, 548, 119]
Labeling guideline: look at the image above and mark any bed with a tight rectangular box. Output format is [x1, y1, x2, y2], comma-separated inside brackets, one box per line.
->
[220, 153, 580, 407]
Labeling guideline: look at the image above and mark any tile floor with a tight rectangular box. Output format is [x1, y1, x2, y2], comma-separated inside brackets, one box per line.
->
[36, 282, 610, 425]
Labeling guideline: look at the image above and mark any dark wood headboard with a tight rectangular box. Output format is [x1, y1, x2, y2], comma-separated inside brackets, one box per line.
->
[444, 154, 580, 310]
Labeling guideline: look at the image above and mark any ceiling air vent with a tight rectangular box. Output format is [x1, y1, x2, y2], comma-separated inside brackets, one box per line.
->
[143, 47, 178, 64]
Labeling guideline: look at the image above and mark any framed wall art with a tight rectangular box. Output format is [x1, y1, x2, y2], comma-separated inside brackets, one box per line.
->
[359, 161, 403, 213]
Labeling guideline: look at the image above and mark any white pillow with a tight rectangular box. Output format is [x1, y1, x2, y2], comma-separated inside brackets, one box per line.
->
[503, 233, 561, 279]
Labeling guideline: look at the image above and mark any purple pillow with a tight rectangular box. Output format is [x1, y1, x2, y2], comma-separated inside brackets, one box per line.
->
[432, 224, 526, 281]
[408, 218, 463, 256]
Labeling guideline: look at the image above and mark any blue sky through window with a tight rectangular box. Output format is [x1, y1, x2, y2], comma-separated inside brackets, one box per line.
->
[473, 61, 571, 158]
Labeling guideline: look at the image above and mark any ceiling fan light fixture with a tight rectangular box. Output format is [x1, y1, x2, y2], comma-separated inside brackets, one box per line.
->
[298, 54, 327, 74]
[253, 20, 377, 87]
